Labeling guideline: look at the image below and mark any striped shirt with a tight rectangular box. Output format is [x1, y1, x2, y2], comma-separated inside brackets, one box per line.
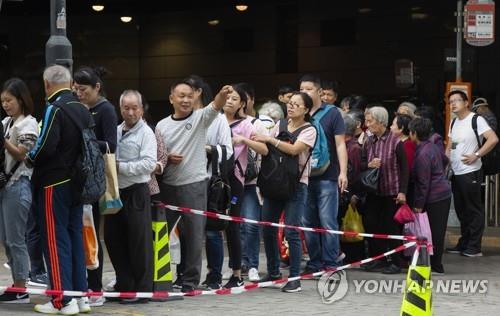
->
[364, 130, 408, 196]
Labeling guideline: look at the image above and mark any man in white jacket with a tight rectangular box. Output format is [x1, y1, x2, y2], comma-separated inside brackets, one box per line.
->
[104, 90, 157, 304]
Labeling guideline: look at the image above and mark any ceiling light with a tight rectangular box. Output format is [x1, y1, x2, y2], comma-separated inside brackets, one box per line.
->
[235, 4, 248, 12]
[411, 6, 422, 12]
[92, 4, 104, 12]
[411, 12, 429, 20]
[358, 8, 372, 14]
[120, 16, 132, 23]
[208, 19, 220, 26]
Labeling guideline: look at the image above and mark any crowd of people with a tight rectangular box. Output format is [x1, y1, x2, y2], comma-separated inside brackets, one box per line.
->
[0, 65, 497, 315]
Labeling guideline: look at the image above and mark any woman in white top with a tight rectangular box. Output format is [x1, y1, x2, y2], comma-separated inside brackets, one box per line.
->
[0, 78, 39, 303]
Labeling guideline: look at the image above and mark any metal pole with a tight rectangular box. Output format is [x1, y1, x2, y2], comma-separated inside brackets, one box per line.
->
[46, 0, 73, 70]
[456, 0, 463, 81]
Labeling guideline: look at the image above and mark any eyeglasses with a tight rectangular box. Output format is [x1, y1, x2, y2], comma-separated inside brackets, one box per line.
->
[287, 102, 304, 109]
[449, 98, 464, 104]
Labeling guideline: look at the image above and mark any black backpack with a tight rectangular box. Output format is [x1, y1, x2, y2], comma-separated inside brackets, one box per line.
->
[451, 114, 500, 176]
[257, 119, 312, 200]
[206, 146, 232, 231]
[57, 103, 106, 204]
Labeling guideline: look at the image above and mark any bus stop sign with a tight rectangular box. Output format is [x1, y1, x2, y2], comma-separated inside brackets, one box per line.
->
[464, 0, 495, 46]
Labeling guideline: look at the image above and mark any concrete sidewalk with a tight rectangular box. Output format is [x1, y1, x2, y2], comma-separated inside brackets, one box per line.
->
[0, 237, 499, 316]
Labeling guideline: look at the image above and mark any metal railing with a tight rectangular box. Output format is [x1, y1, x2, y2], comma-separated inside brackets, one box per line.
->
[485, 175, 499, 227]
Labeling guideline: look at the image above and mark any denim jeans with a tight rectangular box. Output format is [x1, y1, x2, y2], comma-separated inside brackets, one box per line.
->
[0, 176, 32, 281]
[240, 185, 261, 269]
[205, 230, 223, 279]
[262, 183, 308, 277]
[303, 179, 340, 269]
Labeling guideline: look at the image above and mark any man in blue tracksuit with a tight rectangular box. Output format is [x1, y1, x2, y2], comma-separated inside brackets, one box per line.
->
[27, 65, 93, 315]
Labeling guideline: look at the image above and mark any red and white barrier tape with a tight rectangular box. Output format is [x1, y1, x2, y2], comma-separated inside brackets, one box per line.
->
[161, 203, 418, 242]
[0, 241, 416, 298]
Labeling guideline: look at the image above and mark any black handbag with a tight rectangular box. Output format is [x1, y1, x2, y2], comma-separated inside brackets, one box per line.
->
[359, 167, 379, 193]
[359, 143, 379, 193]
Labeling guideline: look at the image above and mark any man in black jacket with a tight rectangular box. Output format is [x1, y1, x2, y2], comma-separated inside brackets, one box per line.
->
[27, 65, 93, 315]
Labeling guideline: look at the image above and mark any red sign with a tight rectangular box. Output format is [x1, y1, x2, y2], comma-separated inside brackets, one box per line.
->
[464, 0, 495, 46]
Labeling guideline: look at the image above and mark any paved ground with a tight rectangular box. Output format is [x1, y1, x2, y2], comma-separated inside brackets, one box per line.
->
[0, 239, 499, 316]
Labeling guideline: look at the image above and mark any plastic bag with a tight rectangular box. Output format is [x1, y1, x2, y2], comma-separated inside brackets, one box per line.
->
[169, 222, 181, 265]
[82, 204, 99, 270]
[403, 212, 434, 256]
[394, 204, 416, 224]
[341, 204, 365, 243]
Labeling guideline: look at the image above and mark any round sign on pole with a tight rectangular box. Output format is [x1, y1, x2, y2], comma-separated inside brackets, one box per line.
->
[464, 0, 496, 46]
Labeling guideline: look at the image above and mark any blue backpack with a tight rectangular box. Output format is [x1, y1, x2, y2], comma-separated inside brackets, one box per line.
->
[310, 105, 333, 176]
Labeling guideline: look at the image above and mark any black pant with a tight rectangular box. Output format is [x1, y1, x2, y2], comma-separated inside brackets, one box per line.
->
[87, 201, 104, 291]
[104, 183, 153, 292]
[225, 174, 244, 271]
[425, 197, 451, 270]
[363, 194, 403, 266]
[452, 170, 484, 252]
[26, 204, 46, 276]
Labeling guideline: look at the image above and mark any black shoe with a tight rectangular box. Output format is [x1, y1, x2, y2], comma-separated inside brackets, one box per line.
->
[181, 285, 195, 293]
[281, 280, 301, 293]
[363, 260, 388, 272]
[241, 265, 249, 276]
[446, 245, 465, 254]
[260, 273, 283, 288]
[120, 298, 149, 305]
[461, 249, 483, 257]
[301, 266, 321, 279]
[202, 272, 222, 290]
[0, 292, 29, 304]
[105, 297, 122, 302]
[431, 264, 445, 275]
[173, 276, 183, 290]
[223, 275, 244, 289]
[382, 264, 402, 275]
[28, 272, 48, 287]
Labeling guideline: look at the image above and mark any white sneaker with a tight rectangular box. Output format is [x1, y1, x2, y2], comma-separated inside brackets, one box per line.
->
[248, 268, 260, 282]
[103, 279, 116, 291]
[77, 297, 91, 313]
[34, 299, 79, 315]
[89, 295, 105, 307]
[3, 262, 10, 270]
[222, 270, 233, 280]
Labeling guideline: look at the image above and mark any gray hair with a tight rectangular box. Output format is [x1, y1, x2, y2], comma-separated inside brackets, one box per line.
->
[258, 101, 284, 122]
[119, 89, 143, 107]
[398, 102, 417, 116]
[366, 106, 389, 127]
[343, 113, 357, 136]
[43, 65, 72, 84]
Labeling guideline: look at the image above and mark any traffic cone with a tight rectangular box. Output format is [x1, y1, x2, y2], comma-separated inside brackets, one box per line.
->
[151, 201, 183, 301]
[400, 237, 432, 316]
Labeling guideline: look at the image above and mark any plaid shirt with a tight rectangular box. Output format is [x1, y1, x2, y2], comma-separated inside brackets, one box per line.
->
[412, 140, 452, 209]
[365, 130, 408, 196]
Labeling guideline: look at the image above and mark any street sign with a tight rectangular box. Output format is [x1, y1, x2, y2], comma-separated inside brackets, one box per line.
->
[464, 0, 495, 46]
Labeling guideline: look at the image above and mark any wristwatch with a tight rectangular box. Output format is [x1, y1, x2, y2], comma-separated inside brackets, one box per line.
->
[474, 152, 480, 158]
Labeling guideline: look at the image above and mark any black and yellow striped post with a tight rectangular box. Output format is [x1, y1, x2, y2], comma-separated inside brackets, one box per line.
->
[400, 237, 432, 316]
[151, 201, 183, 301]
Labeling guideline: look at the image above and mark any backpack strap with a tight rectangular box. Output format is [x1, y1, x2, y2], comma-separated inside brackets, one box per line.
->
[210, 145, 219, 176]
[220, 146, 228, 178]
[278, 119, 288, 134]
[235, 160, 245, 178]
[471, 114, 482, 148]
[230, 119, 244, 129]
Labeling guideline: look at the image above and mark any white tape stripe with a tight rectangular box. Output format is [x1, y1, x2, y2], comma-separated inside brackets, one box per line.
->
[163, 204, 417, 242]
